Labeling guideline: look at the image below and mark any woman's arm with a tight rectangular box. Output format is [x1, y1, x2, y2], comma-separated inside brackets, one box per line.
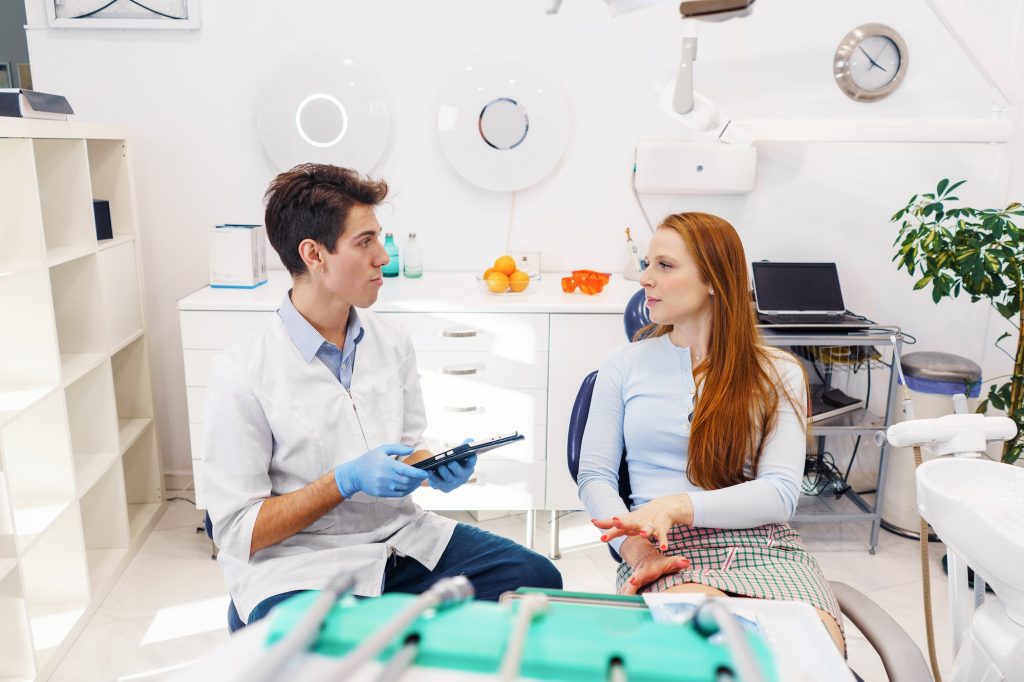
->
[686, 357, 807, 528]
[576, 352, 632, 552]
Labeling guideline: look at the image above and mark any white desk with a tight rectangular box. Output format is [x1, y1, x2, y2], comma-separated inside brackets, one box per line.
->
[178, 271, 636, 549]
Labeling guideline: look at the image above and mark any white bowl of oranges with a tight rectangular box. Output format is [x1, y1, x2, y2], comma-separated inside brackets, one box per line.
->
[477, 255, 532, 295]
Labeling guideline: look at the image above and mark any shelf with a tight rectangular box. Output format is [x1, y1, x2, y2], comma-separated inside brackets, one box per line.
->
[0, 569, 34, 680]
[127, 503, 162, 542]
[0, 138, 46, 269]
[50, 256, 106, 356]
[87, 139, 136, 241]
[111, 337, 153, 419]
[86, 548, 128, 594]
[118, 419, 151, 454]
[46, 245, 95, 268]
[74, 452, 119, 496]
[0, 262, 42, 282]
[65, 363, 118, 487]
[97, 234, 134, 252]
[110, 329, 144, 357]
[11, 499, 72, 555]
[60, 354, 106, 387]
[0, 268, 61, 389]
[33, 139, 95, 256]
[97, 241, 143, 353]
[0, 559, 15, 582]
[810, 408, 886, 435]
[0, 386, 54, 429]
[29, 601, 88, 671]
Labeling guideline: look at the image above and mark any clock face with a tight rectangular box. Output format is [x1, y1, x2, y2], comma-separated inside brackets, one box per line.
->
[834, 24, 908, 102]
[849, 35, 901, 91]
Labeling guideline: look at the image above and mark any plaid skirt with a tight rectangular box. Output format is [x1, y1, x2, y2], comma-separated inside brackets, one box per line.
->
[615, 522, 843, 634]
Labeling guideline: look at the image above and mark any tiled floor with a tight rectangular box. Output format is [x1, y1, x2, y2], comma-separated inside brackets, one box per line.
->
[51, 498, 955, 682]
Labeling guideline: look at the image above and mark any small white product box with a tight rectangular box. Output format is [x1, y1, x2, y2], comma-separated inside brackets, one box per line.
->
[209, 224, 268, 288]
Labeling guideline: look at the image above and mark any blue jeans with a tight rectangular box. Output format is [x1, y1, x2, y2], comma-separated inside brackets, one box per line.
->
[245, 522, 562, 626]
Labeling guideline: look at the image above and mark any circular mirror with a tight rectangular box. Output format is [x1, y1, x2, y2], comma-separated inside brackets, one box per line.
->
[438, 54, 570, 192]
[479, 98, 529, 150]
[295, 94, 349, 148]
[256, 55, 391, 173]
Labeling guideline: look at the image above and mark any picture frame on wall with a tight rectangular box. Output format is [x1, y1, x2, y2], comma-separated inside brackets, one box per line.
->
[0, 63, 11, 89]
[46, 0, 200, 30]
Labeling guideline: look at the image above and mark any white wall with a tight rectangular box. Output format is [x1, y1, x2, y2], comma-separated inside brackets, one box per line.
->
[22, 0, 1024, 480]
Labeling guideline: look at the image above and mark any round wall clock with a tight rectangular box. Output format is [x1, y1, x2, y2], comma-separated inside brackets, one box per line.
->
[833, 23, 908, 102]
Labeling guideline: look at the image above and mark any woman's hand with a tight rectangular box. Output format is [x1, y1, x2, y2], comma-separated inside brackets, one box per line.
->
[591, 493, 694, 551]
[615, 536, 690, 596]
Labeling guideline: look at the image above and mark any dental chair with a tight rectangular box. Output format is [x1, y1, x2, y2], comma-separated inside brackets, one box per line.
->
[564, 289, 932, 682]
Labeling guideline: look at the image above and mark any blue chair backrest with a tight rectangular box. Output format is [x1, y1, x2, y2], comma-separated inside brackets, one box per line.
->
[623, 288, 651, 341]
[204, 511, 247, 632]
[566, 371, 631, 563]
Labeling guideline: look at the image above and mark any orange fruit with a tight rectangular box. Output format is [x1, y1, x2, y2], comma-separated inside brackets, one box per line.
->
[493, 255, 516, 276]
[482, 267, 495, 280]
[485, 271, 510, 293]
[509, 270, 530, 293]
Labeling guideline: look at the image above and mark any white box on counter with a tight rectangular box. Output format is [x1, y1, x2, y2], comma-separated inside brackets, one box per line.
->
[209, 224, 268, 289]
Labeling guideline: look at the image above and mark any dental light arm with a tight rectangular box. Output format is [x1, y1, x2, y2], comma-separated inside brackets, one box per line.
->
[887, 414, 1017, 457]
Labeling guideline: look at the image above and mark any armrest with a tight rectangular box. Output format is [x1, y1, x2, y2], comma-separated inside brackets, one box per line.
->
[829, 581, 934, 682]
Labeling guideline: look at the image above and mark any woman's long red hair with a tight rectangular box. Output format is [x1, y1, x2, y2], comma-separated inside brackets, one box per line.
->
[636, 212, 807, 490]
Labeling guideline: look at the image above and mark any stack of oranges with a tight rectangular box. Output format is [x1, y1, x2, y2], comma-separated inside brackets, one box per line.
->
[482, 255, 530, 294]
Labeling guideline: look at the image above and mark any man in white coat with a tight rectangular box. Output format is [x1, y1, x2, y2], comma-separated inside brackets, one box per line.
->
[204, 164, 562, 626]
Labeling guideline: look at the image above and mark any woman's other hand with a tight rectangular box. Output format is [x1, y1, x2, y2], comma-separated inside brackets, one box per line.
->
[591, 493, 694, 551]
[615, 536, 690, 596]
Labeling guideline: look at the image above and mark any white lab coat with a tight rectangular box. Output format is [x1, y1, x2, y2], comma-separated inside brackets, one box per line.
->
[202, 310, 456, 621]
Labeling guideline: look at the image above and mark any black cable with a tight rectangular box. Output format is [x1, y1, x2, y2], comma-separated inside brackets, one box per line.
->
[72, 0, 187, 20]
[842, 436, 862, 483]
[165, 496, 195, 504]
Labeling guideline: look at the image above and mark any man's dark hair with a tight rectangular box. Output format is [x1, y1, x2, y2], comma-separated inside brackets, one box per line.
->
[263, 163, 388, 276]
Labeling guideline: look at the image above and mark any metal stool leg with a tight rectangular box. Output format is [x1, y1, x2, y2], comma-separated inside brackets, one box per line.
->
[525, 510, 535, 549]
[549, 510, 561, 560]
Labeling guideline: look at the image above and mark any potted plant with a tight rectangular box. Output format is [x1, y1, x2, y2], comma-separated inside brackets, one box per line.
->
[891, 179, 1023, 463]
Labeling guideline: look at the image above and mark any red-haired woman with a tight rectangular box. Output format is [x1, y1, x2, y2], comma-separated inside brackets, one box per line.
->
[577, 212, 844, 653]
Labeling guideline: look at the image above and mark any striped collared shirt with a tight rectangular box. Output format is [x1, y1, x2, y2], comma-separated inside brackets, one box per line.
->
[277, 292, 364, 389]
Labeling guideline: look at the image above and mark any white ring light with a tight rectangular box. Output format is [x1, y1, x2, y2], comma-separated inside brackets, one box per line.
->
[295, 93, 349, 148]
[257, 55, 391, 173]
[438, 54, 570, 192]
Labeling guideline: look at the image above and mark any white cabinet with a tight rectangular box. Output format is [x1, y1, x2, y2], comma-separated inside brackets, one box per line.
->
[178, 272, 636, 513]
[0, 121, 164, 680]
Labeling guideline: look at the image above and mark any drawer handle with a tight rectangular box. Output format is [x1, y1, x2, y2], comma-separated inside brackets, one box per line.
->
[441, 364, 481, 376]
[442, 329, 478, 338]
[445, 405, 484, 414]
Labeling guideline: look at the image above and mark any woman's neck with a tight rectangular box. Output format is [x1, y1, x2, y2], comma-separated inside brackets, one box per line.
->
[666, 313, 712, 364]
[290, 278, 351, 348]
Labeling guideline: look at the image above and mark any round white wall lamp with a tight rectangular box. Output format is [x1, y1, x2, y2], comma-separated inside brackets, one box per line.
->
[257, 55, 390, 173]
[438, 54, 570, 192]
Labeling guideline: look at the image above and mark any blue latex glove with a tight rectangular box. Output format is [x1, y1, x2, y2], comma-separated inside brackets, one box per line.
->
[334, 444, 428, 498]
[428, 454, 477, 493]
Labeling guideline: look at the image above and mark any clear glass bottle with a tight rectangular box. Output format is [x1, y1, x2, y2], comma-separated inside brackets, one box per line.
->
[382, 232, 400, 278]
[403, 233, 423, 278]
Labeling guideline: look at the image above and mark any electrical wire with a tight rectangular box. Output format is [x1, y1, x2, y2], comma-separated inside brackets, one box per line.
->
[72, 0, 188, 20]
[630, 163, 656, 233]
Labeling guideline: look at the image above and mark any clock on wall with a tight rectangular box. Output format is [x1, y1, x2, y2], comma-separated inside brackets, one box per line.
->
[833, 23, 908, 102]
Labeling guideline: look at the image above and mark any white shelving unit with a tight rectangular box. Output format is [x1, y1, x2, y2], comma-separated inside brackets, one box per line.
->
[0, 120, 164, 680]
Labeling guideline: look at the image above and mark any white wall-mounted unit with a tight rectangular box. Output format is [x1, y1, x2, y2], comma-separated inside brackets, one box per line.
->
[0, 120, 164, 681]
[633, 140, 757, 194]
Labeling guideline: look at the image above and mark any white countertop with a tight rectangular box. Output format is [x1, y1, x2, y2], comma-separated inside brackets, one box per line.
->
[177, 270, 640, 313]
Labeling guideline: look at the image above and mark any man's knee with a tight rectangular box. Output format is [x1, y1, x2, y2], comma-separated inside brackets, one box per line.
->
[518, 550, 563, 590]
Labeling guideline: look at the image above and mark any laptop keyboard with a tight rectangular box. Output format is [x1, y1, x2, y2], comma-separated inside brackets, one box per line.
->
[764, 314, 845, 324]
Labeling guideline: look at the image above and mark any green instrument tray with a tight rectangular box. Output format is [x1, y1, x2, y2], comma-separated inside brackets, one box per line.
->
[265, 588, 777, 681]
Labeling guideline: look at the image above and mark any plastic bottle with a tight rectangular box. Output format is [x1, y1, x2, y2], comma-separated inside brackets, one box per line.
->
[403, 233, 423, 278]
[623, 227, 642, 281]
[382, 232, 400, 278]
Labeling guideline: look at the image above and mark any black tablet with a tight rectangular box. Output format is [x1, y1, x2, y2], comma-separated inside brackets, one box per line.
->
[411, 432, 525, 471]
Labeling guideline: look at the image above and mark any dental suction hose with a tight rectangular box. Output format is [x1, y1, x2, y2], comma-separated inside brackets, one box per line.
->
[336, 576, 474, 675]
[243, 573, 356, 682]
[694, 600, 767, 682]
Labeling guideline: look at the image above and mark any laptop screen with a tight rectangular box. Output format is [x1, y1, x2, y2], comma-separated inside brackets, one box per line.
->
[751, 262, 846, 313]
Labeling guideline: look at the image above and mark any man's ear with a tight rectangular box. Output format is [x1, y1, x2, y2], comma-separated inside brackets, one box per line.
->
[298, 239, 324, 274]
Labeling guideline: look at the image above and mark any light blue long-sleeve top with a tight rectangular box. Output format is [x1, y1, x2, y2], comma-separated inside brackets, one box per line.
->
[576, 334, 807, 552]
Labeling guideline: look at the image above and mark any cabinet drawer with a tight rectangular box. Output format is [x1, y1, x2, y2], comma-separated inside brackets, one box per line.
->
[416, 351, 547, 390]
[179, 311, 272, 349]
[182, 349, 218, 387]
[411, 460, 545, 511]
[378, 312, 548, 354]
[423, 386, 545, 432]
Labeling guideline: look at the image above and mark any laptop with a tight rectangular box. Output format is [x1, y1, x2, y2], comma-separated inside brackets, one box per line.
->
[751, 262, 869, 328]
